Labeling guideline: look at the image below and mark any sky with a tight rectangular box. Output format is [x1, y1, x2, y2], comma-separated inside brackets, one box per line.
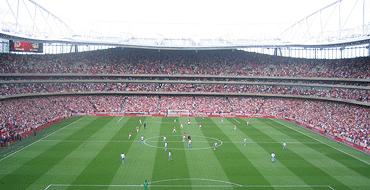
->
[33, 0, 336, 24]
[29, 0, 338, 39]
[4, 0, 357, 40]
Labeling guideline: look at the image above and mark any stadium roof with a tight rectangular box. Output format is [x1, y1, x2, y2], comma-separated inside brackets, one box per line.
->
[1, 0, 370, 49]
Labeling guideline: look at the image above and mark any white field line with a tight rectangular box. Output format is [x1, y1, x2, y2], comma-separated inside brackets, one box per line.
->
[44, 184, 51, 190]
[44, 184, 333, 189]
[232, 118, 241, 124]
[117, 117, 124, 122]
[0, 117, 86, 162]
[44, 184, 142, 190]
[270, 118, 370, 166]
[149, 178, 242, 187]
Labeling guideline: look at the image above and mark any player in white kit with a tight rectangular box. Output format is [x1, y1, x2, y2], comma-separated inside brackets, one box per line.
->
[168, 151, 172, 161]
[271, 152, 276, 163]
[121, 153, 125, 163]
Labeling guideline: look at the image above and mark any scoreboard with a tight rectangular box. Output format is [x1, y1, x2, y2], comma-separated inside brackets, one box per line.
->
[9, 40, 43, 53]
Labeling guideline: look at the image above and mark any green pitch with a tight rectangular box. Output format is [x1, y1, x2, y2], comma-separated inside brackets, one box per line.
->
[1, 116, 370, 190]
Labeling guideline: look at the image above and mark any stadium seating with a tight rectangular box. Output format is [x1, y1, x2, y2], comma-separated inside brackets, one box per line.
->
[0, 48, 369, 148]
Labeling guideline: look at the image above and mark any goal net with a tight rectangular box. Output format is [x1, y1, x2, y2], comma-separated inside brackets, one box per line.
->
[167, 110, 190, 117]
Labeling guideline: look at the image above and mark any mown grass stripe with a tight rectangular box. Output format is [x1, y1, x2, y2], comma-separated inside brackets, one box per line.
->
[263, 118, 370, 188]
[150, 117, 191, 189]
[181, 117, 232, 187]
[108, 116, 162, 188]
[66, 117, 137, 189]
[198, 117, 271, 186]
[0, 116, 111, 190]
[0, 117, 84, 160]
[0, 117, 85, 162]
[236, 118, 350, 189]
[217, 118, 310, 187]
[270, 119, 370, 167]
[0, 117, 88, 184]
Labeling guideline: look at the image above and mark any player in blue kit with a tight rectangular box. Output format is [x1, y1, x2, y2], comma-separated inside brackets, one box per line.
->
[283, 142, 287, 150]
[244, 137, 247, 146]
[271, 152, 275, 163]
[141, 136, 144, 143]
[164, 142, 167, 151]
[214, 142, 217, 150]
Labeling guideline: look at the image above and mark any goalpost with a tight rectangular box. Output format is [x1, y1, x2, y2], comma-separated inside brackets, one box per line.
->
[167, 110, 190, 117]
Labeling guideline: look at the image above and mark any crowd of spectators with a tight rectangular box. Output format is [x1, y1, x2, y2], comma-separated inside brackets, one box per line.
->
[160, 96, 195, 113]
[1, 95, 369, 148]
[193, 97, 232, 114]
[0, 48, 369, 148]
[1, 48, 369, 78]
[229, 97, 265, 115]
[1, 95, 369, 146]
[0, 95, 126, 146]
[1, 83, 368, 103]
[262, 98, 370, 146]
[124, 96, 159, 113]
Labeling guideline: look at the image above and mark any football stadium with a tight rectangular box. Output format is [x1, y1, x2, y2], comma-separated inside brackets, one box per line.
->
[0, 0, 370, 189]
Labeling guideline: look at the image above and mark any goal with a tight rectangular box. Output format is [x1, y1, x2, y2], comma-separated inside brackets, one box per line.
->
[167, 110, 190, 117]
